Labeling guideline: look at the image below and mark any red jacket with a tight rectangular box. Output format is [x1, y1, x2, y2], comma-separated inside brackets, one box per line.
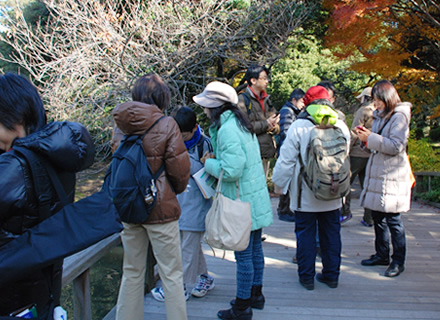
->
[112, 101, 190, 224]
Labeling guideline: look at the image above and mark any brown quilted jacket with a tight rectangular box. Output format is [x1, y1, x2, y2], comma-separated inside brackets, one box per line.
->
[111, 101, 190, 224]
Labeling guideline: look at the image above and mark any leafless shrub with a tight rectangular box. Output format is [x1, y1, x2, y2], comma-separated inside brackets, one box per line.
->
[1, 0, 315, 158]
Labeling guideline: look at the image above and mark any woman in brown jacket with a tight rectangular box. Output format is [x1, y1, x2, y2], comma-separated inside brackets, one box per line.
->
[113, 74, 190, 320]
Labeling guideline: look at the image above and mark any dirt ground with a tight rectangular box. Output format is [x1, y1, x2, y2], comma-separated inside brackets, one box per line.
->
[75, 161, 109, 200]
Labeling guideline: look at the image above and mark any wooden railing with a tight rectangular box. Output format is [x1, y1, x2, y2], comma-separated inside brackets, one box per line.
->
[62, 233, 158, 320]
[62, 233, 121, 320]
[414, 171, 440, 193]
[413, 172, 440, 207]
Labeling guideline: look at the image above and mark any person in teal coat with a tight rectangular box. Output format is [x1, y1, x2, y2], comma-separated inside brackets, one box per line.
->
[193, 81, 273, 320]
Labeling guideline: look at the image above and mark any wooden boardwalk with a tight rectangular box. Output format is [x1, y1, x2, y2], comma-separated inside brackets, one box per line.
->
[104, 196, 440, 320]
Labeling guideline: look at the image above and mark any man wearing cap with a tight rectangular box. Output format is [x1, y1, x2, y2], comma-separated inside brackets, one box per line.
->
[272, 86, 350, 291]
[237, 65, 280, 178]
[341, 87, 375, 227]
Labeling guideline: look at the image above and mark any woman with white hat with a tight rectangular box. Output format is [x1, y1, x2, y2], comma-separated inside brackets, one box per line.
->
[193, 81, 273, 320]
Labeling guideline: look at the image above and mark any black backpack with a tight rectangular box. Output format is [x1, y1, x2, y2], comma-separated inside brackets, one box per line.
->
[102, 117, 164, 223]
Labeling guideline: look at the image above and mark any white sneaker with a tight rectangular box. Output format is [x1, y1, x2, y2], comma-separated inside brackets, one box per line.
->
[151, 286, 190, 302]
[191, 274, 215, 298]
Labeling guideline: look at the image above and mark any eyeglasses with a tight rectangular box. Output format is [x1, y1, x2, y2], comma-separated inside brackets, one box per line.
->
[258, 77, 269, 82]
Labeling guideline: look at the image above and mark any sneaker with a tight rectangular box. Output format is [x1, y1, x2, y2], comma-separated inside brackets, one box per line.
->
[151, 286, 190, 302]
[191, 274, 215, 298]
[360, 219, 373, 227]
[340, 213, 353, 224]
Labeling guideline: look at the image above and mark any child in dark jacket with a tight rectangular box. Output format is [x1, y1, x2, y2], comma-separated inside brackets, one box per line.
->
[151, 106, 215, 301]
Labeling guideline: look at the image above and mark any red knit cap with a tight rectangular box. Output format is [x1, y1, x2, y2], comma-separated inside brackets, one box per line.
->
[303, 86, 330, 106]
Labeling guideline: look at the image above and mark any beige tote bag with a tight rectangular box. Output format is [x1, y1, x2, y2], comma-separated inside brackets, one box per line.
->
[204, 170, 252, 251]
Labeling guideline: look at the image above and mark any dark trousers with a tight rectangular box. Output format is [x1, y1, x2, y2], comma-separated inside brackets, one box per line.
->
[372, 210, 406, 265]
[342, 156, 372, 223]
[295, 209, 341, 282]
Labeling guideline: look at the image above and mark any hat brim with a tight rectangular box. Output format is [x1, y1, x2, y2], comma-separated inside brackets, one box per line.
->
[193, 94, 224, 108]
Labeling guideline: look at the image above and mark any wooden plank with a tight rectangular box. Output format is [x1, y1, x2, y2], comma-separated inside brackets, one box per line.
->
[103, 196, 440, 320]
[73, 269, 92, 320]
[62, 233, 121, 287]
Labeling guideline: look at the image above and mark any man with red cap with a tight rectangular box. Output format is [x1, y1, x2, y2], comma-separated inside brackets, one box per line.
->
[272, 86, 350, 291]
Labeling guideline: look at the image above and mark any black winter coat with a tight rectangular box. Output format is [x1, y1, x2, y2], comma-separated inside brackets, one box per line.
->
[0, 121, 95, 317]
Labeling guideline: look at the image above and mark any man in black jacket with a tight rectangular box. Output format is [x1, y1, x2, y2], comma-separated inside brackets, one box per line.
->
[276, 88, 305, 222]
[0, 73, 95, 318]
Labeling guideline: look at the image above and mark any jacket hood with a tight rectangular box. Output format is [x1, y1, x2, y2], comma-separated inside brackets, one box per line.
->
[112, 101, 164, 135]
[13, 121, 95, 172]
[305, 104, 338, 126]
[374, 101, 412, 123]
[394, 102, 412, 123]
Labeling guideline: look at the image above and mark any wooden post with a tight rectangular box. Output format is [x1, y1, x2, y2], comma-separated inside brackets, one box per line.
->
[73, 269, 92, 320]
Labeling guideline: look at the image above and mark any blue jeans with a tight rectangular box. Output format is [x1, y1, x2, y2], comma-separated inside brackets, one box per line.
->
[372, 210, 406, 265]
[295, 209, 341, 282]
[234, 229, 264, 299]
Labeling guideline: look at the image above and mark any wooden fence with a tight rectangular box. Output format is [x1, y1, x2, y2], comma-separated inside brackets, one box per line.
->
[62, 233, 158, 320]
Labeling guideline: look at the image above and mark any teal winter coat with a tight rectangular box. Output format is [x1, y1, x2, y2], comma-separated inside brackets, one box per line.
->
[204, 110, 273, 231]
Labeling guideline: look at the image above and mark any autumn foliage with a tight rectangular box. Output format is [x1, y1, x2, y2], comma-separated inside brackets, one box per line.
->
[324, 0, 440, 119]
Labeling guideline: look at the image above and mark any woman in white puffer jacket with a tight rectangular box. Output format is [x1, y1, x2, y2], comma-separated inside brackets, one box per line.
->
[356, 80, 412, 278]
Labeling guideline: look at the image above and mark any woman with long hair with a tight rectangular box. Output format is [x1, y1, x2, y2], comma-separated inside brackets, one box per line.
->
[193, 81, 273, 320]
[356, 80, 412, 277]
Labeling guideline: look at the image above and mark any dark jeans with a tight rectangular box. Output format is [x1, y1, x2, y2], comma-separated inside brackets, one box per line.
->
[234, 229, 264, 299]
[295, 209, 341, 282]
[372, 210, 406, 265]
[342, 156, 372, 223]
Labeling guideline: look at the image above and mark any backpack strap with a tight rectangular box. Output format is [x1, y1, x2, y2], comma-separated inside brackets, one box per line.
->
[196, 135, 213, 160]
[240, 91, 252, 115]
[13, 147, 69, 222]
[296, 111, 315, 209]
[139, 116, 166, 178]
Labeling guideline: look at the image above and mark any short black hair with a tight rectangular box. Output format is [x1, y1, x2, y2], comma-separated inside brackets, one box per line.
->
[173, 106, 197, 132]
[242, 64, 269, 85]
[132, 73, 170, 110]
[317, 80, 336, 96]
[289, 88, 305, 101]
[0, 73, 46, 135]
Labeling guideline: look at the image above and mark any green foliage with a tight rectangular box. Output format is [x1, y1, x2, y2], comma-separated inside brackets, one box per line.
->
[416, 189, 440, 203]
[429, 127, 440, 142]
[269, 30, 370, 110]
[408, 136, 440, 172]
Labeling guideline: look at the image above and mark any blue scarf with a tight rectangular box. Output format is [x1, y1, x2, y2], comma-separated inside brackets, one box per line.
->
[184, 126, 201, 150]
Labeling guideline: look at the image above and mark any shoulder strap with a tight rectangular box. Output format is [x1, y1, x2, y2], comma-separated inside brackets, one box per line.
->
[377, 112, 394, 136]
[13, 147, 69, 222]
[139, 116, 166, 178]
[297, 110, 316, 125]
[196, 135, 213, 159]
[241, 92, 252, 115]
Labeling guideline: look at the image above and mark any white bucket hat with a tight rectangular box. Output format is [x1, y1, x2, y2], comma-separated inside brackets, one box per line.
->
[193, 81, 238, 108]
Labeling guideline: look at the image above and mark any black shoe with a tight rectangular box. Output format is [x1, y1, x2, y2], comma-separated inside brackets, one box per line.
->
[230, 295, 265, 310]
[299, 278, 314, 290]
[316, 273, 338, 288]
[384, 263, 405, 277]
[361, 254, 390, 266]
[217, 306, 253, 320]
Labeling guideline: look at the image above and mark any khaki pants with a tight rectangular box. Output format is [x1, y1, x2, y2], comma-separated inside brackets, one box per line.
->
[116, 220, 187, 320]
